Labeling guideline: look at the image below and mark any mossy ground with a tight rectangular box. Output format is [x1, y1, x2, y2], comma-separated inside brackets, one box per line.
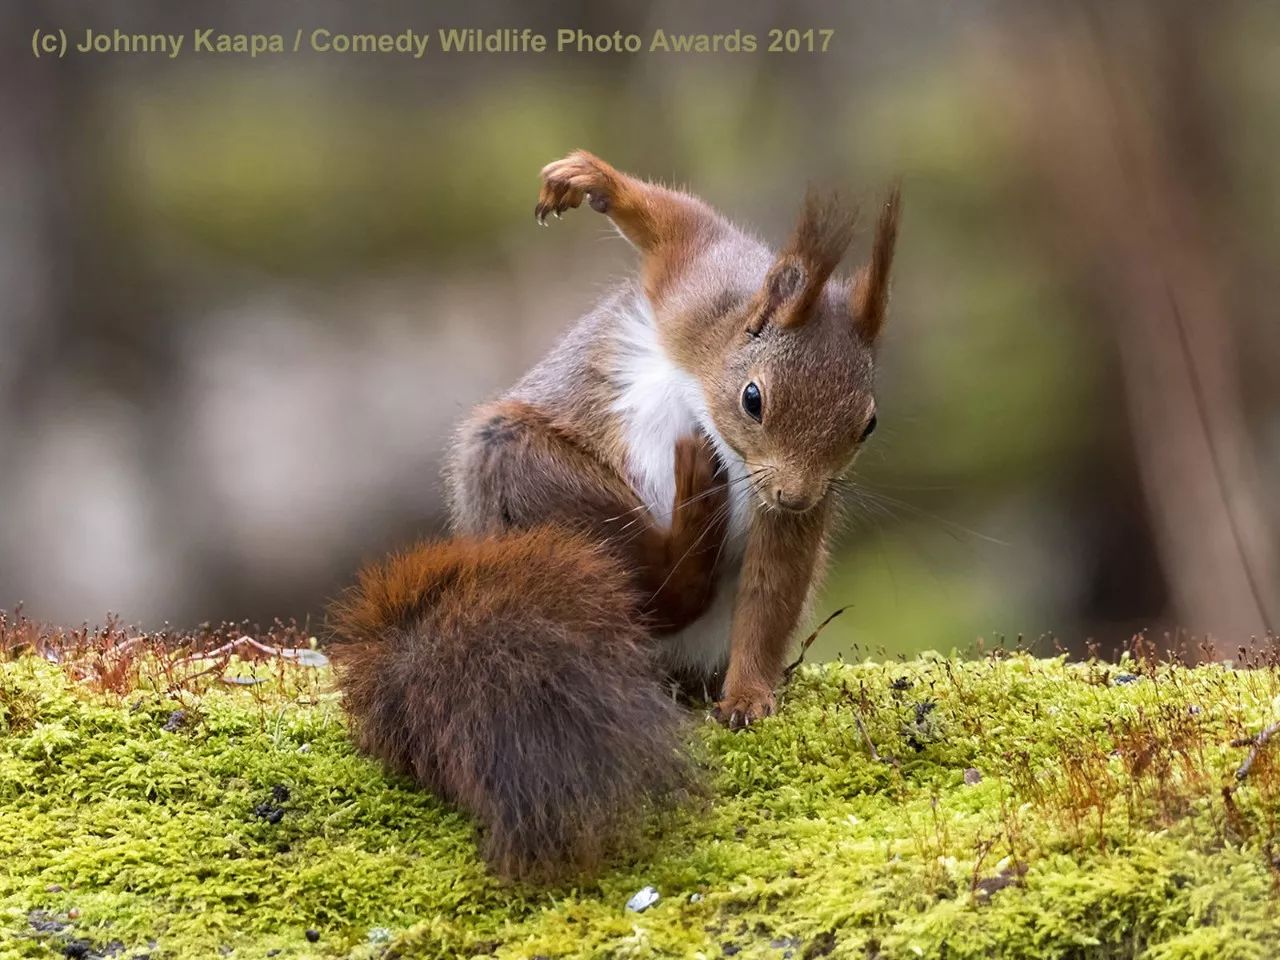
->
[3, 643, 1280, 960]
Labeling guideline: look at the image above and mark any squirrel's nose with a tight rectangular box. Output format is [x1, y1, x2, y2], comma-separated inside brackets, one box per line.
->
[773, 489, 814, 513]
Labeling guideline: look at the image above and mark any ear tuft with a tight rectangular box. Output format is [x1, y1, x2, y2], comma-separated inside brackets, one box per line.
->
[747, 189, 857, 334]
[851, 185, 902, 343]
[789, 188, 858, 294]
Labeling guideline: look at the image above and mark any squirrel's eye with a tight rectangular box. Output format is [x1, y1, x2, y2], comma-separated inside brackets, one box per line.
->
[860, 414, 878, 442]
[741, 382, 763, 422]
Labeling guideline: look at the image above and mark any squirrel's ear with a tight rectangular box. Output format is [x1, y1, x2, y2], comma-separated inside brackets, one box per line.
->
[746, 189, 856, 335]
[745, 256, 805, 336]
[851, 185, 902, 343]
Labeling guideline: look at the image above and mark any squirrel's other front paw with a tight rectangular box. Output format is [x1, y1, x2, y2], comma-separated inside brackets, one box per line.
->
[535, 150, 615, 223]
[673, 433, 726, 515]
[713, 688, 776, 731]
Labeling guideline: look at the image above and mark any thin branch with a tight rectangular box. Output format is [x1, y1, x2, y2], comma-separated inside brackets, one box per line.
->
[783, 605, 850, 682]
[1233, 720, 1280, 782]
[854, 713, 881, 763]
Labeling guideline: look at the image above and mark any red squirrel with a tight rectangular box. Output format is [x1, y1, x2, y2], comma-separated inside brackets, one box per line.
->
[330, 151, 900, 881]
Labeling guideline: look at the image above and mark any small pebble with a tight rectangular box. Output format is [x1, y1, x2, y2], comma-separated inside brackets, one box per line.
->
[67, 908, 80, 920]
[688, 893, 703, 903]
[46, 884, 63, 893]
[305, 928, 320, 943]
[625, 886, 660, 912]
[963, 768, 982, 786]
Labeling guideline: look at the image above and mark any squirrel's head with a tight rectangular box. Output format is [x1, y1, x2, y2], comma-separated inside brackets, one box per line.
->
[693, 189, 900, 514]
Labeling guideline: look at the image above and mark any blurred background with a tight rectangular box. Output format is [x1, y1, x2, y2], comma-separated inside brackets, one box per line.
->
[2, 0, 1277, 658]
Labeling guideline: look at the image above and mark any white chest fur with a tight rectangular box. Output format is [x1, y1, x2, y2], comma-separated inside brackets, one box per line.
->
[609, 305, 701, 530]
[608, 296, 751, 544]
[608, 295, 752, 677]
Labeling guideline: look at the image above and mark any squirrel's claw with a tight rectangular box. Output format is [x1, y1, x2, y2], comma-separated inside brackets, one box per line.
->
[535, 150, 615, 227]
[713, 690, 776, 731]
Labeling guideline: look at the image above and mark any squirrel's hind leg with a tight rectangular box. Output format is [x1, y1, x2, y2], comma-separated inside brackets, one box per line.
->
[454, 399, 726, 633]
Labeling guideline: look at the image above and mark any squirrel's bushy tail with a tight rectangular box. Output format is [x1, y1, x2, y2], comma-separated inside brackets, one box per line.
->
[328, 526, 690, 881]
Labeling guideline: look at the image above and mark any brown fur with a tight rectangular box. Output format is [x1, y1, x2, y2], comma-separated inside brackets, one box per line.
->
[451, 399, 727, 633]
[332, 152, 902, 882]
[536, 150, 724, 301]
[331, 393, 727, 880]
[852, 186, 902, 343]
[716, 500, 831, 726]
[538, 152, 902, 727]
[328, 528, 691, 882]
[747, 190, 858, 334]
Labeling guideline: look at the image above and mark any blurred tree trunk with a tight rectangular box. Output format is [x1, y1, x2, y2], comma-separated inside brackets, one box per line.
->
[1005, 2, 1279, 648]
[0, 1, 80, 600]
[0, 0, 72, 416]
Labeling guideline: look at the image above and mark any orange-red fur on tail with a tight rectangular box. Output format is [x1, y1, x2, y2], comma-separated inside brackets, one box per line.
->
[328, 527, 692, 882]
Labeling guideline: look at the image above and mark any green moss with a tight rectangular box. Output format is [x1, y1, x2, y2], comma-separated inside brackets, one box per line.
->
[3, 653, 1279, 959]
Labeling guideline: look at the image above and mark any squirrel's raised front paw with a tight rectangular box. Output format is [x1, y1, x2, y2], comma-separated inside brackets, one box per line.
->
[713, 688, 776, 731]
[535, 150, 615, 224]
